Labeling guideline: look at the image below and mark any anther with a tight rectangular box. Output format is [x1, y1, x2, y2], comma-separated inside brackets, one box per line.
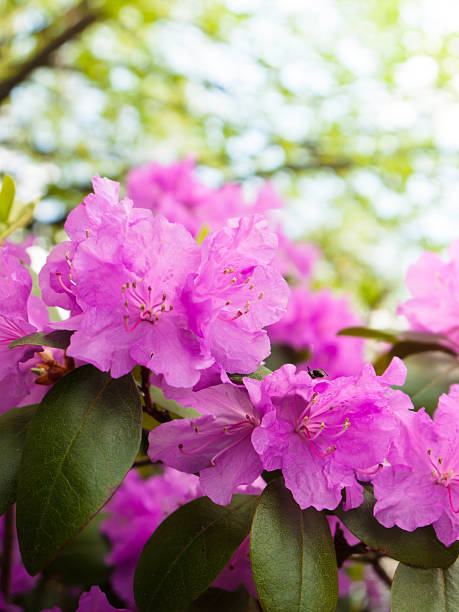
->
[249, 284, 254, 290]
[258, 292, 264, 300]
[225, 300, 231, 305]
[161, 304, 166, 312]
[132, 281, 137, 289]
[148, 286, 152, 292]
[169, 305, 173, 311]
[162, 293, 167, 301]
[244, 278, 250, 284]
[231, 277, 237, 284]
[85, 229, 90, 238]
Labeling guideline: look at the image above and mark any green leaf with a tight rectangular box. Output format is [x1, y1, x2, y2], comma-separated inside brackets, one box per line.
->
[395, 351, 459, 414]
[335, 488, 459, 568]
[228, 365, 273, 385]
[149, 384, 199, 418]
[134, 494, 258, 612]
[0, 174, 15, 223]
[17, 365, 142, 575]
[184, 587, 250, 611]
[250, 478, 338, 612]
[9, 330, 73, 351]
[43, 513, 110, 586]
[0, 404, 37, 516]
[338, 326, 398, 343]
[391, 558, 459, 611]
[373, 341, 457, 376]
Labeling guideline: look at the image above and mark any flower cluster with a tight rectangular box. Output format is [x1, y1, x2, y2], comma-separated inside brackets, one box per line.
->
[38, 175, 289, 387]
[149, 358, 408, 511]
[373, 385, 459, 546]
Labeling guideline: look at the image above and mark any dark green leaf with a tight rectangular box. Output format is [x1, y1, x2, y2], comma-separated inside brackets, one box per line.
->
[338, 326, 398, 343]
[9, 330, 73, 351]
[0, 174, 15, 223]
[184, 587, 250, 612]
[391, 558, 459, 611]
[17, 365, 142, 575]
[335, 488, 459, 568]
[374, 342, 457, 377]
[43, 514, 110, 586]
[0, 404, 37, 516]
[394, 351, 459, 414]
[134, 494, 258, 612]
[250, 478, 338, 612]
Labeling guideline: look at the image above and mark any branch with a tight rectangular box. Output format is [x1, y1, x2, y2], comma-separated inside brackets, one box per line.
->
[0, 3, 99, 104]
[140, 366, 171, 423]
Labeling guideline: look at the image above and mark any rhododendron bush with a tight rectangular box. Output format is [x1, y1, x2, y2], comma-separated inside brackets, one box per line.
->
[2, 163, 459, 612]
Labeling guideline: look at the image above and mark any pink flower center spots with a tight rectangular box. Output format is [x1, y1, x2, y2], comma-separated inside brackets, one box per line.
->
[217, 266, 263, 322]
[427, 449, 459, 513]
[122, 280, 174, 332]
[295, 395, 351, 459]
[178, 414, 257, 467]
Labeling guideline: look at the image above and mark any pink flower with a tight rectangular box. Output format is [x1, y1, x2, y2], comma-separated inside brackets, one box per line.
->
[373, 385, 459, 546]
[0, 245, 54, 412]
[40, 176, 211, 385]
[269, 287, 365, 377]
[127, 159, 283, 237]
[249, 360, 407, 511]
[398, 241, 459, 343]
[185, 215, 289, 374]
[148, 382, 266, 505]
[40, 178, 287, 385]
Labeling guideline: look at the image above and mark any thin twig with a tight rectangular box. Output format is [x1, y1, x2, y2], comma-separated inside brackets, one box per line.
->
[0, 3, 99, 104]
[140, 366, 170, 423]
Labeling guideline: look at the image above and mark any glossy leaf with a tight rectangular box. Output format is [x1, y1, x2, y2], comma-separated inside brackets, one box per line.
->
[134, 494, 258, 612]
[0, 174, 15, 223]
[393, 351, 459, 414]
[9, 330, 73, 351]
[250, 478, 338, 612]
[0, 404, 37, 516]
[391, 558, 459, 611]
[17, 365, 142, 575]
[335, 488, 459, 568]
[338, 326, 398, 343]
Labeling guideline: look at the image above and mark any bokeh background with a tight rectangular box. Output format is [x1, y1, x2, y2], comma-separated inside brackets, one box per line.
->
[2, 0, 459, 320]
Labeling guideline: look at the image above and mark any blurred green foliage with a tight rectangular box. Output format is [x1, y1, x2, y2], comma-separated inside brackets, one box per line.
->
[2, 0, 459, 311]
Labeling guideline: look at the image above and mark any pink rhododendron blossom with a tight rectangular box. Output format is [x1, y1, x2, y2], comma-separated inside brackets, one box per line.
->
[373, 385, 459, 546]
[273, 231, 319, 283]
[127, 158, 283, 236]
[398, 241, 459, 343]
[101, 468, 260, 607]
[0, 245, 56, 412]
[148, 382, 267, 505]
[249, 360, 408, 511]
[268, 287, 365, 377]
[40, 176, 211, 385]
[40, 177, 287, 385]
[185, 215, 289, 374]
